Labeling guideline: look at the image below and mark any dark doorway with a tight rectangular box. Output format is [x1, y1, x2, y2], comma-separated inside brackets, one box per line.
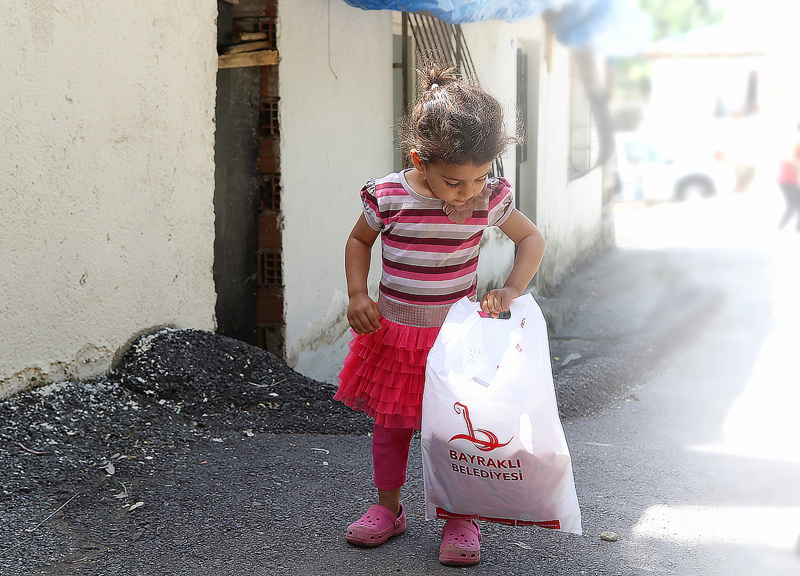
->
[214, 0, 283, 355]
[515, 43, 540, 223]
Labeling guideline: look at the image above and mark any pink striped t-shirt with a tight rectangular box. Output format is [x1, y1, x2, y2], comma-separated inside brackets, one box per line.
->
[361, 170, 514, 308]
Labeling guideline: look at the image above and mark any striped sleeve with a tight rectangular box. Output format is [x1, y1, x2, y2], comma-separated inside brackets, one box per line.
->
[360, 179, 384, 231]
[488, 177, 515, 227]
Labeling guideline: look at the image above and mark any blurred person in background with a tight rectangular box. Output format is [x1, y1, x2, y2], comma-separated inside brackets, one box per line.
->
[777, 121, 800, 232]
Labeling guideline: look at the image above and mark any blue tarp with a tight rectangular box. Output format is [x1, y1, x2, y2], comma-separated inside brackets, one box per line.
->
[342, 0, 651, 55]
[342, 1, 569, 24]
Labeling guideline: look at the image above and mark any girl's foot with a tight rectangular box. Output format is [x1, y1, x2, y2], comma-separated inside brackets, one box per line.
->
[345, 504, 406, 547]
[439, 519, 481, 566]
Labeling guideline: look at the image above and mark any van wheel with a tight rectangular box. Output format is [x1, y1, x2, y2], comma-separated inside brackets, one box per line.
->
[675, 177, 715, 200]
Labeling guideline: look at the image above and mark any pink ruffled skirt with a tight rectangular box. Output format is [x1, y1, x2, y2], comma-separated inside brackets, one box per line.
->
[335, 317, 441, 430]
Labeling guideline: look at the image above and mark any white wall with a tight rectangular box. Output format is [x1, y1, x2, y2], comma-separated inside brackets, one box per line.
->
[283, 10, 606, 383]
[530, 39, 605, 294]
[280, 1, 395, 381]
[466, 20, 606, 295]
[648, 57, 761, 122]
[0, 1, 219, 397]
[460, 20, 521, 295]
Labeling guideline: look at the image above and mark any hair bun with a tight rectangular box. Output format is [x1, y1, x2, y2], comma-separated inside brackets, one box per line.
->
[419, 60, 460, 92]
[402, 58, 520, 167]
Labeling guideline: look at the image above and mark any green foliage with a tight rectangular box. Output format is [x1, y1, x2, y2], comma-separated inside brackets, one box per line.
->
[639, 0, 726, 41]
[611, 0, 726, 103]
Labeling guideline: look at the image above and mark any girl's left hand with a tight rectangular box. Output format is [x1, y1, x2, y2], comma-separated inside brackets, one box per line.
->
[481, 287, 520, 318]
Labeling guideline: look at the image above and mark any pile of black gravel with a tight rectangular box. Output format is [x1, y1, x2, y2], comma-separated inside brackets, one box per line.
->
[0, 329, 371, 507]
[0, 330, 367, 574]
[110, 328, 372, 436]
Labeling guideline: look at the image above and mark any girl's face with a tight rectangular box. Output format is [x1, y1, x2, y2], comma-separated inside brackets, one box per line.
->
[412, 154, 493, 206]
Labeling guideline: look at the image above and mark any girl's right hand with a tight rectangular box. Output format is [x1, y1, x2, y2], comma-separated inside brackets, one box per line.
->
[347, 293, 382, 335]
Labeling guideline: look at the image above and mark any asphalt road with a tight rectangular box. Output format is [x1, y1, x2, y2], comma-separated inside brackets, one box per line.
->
[284, 186, 799, 576]
[583, 185, 800, 575]
[7, 185, 800, 575]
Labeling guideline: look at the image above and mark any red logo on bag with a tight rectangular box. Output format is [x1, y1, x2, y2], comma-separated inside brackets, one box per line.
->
[448, 402, 513, 452]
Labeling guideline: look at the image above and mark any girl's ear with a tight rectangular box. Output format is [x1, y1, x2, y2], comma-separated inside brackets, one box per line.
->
[410, 150, 425, 172]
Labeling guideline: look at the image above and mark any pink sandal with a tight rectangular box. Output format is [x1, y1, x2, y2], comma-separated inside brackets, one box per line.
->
[439, 519, 481, 566]
[346, 504, 406, 547]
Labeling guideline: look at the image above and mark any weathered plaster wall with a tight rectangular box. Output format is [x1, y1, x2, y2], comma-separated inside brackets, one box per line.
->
[533, 42, 605, 294]
[281, 10, 605, 384]
[460, 20, 520, 296]
[464, 19, 606, 296]
[280, 1, 394, 382]
[0, 1, 219, 398]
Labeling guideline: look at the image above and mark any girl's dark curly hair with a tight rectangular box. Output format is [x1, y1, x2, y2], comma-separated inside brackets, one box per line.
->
[401, 61, 519, 166]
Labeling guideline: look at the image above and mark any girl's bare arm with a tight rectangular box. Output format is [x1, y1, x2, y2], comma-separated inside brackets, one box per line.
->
[481, 208, 545, 316]
[345, 214, 382, 334]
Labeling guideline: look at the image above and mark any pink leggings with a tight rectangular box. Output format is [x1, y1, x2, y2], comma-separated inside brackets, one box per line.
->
[372, 423, 415, 491]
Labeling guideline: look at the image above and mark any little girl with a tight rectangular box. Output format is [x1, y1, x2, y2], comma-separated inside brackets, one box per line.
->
[334, 62, 545, 566]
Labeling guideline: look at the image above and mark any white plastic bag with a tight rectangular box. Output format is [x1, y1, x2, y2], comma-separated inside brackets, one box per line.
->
[421, 295, 581, 534]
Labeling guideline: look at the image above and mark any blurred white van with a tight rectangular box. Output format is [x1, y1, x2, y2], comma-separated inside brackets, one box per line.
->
[614, 132, 735, 202]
